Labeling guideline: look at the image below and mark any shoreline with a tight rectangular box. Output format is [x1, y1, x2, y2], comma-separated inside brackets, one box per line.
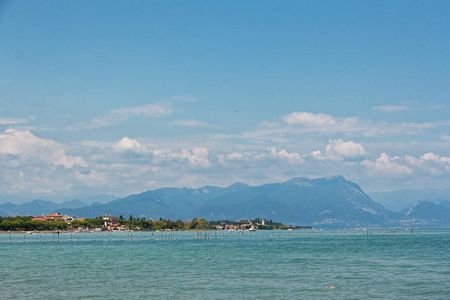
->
[0, 228, 312, 234]
[1, 227, 445, 235]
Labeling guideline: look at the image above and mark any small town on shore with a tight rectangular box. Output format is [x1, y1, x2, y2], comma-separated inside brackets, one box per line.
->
[0, 214, 311, 232]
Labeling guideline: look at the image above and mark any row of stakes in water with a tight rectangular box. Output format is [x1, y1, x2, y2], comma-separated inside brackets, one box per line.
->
[4, 229, 407, 243]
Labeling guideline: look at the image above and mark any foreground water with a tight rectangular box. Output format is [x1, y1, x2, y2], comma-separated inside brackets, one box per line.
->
[1, 230, 449, 299]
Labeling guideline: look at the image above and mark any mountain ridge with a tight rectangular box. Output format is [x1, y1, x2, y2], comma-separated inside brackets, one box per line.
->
[370, 188, 450, 212]
[56, 176, 398, 227]
[1, 176, 448, 228]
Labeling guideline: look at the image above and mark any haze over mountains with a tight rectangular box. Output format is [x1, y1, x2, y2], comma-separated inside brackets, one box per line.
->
[370, 189, 450, 212]
[0, 194, 117, 206]
[1, 176, 449, 228]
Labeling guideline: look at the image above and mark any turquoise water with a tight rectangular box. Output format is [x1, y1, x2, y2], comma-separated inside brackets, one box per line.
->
[1, 230, 449, 299]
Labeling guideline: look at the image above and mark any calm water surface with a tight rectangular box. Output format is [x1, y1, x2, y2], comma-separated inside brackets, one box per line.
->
[1, 230, 449, 299]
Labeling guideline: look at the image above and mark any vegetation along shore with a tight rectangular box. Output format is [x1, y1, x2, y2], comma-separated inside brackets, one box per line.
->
[0, 215, 311, 232]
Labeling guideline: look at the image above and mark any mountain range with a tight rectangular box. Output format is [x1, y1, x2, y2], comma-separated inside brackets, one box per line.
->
[1, 176, 449, 228]
[0, 199, 88, 217]
[370, 188, 450, 212]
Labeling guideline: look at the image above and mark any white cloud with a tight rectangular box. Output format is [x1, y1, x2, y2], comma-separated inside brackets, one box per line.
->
[282, 112, 336, 126]
[183, 148, 211, 168]
[113, 137, 148, 154]
[269, 147, 304, 164]
[245, 111, 450, 143]
[373, 105, 410, 113]
[74, 170, 108, 187]
[405, 152, 450, 175]
[224, 151, 266, 162]
[400, 120, 450, 131]
[311, 150, 325, 160]
[362, 153, 413, 176]
[428, 104, 447, 110]
[247, 111, 365, 142]
[52, 149, 88, 168]
[0, 162, 77, 196]
[311, 139, 367, 162]
[223, 148, 304, 164]
[69, 102, 172, 130]
[421, 152, 450, 163]
[0, 117, 28, 125]
[323, 139, 368, 161]
[227, 152, 243, 160]
[171, 119, 209, 127]
[0, 128, 86, 168]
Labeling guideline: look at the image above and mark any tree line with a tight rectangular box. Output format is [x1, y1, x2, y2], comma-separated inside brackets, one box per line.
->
[0, 216, 67, 231]
[0, 215, 301, 231]
[0, 216, 213, 231]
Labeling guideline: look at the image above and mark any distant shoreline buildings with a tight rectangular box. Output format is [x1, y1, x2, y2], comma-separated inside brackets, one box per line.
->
[1, 214, 305, 232]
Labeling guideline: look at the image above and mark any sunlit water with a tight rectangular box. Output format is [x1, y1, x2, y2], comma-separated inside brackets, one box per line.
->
[1, 230, 449, 299]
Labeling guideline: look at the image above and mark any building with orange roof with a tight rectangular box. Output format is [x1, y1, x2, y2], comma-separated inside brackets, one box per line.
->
[32, 213, 64, 222]
[46, 213, 64, 222]
[32, 215, 48, 222]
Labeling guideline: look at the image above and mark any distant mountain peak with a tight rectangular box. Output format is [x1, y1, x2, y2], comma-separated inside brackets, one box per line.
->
[29, 199, 52, 204]
[407, 200, 432, 213]
[326, 175, 346, 181]
[405, 199, 450, 221]
[228, 182, 250, 190]
[285, 177, 313, 187]
[286, 177, 309, 183]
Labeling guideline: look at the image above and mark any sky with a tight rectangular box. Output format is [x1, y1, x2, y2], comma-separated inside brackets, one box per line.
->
[0, 0, 449, 202]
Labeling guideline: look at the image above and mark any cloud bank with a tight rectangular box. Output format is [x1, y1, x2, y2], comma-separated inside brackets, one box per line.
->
[1, 107, 449, 197]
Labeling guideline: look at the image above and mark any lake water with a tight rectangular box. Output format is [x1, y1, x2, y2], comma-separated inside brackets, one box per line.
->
[1, 230, 449, 299]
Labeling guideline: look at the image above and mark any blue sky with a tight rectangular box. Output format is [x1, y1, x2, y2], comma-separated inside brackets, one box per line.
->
[0, 1, 449, 201]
